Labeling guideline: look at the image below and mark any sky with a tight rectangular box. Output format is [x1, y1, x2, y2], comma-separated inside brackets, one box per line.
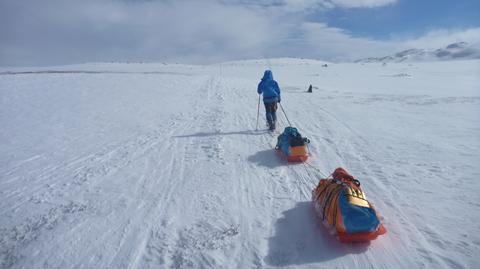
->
[0, 0, 479, 66]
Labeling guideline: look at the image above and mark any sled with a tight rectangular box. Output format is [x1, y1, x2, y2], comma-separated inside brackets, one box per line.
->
[312, 167, 387, 243]
[275, 127, 310, 163]
[276, 145, 309, 162]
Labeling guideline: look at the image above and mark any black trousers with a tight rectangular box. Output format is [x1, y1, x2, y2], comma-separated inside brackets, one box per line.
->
[264, 102, 278, 124]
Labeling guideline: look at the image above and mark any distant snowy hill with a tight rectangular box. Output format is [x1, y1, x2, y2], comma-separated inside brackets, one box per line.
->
[218, 57, 330, 66]
[356, 42, 480, 63]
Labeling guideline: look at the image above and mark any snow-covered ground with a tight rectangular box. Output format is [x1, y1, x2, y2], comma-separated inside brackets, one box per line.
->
[1, 59, 479, 268]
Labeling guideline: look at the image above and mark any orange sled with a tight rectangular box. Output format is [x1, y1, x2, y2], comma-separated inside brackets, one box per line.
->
[275, 127, 310, 163]
[312, 167, 387, 243]
[276, 145, 309, 162]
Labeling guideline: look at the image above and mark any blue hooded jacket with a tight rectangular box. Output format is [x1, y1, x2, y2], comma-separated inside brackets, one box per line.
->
[257, 70, 281, 103]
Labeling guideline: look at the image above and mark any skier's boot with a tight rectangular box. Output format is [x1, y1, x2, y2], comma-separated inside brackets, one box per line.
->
[269, 121, 276, 131]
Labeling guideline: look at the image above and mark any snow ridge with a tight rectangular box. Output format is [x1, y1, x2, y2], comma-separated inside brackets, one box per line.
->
[355, 42, 480, 63]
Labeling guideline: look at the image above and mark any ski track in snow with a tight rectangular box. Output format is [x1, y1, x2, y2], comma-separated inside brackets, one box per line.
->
[1, 59, 479, 268]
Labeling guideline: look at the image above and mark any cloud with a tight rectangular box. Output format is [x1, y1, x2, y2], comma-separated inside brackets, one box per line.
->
[0, 0, 477, 66]
[0, 0, 279, 65]
[221, 0, 396, 12]
[400, 28, 480, 49]
[329, 0, 397, 8]
[275, 22, 402, 61]
[282, 22, 480, 61]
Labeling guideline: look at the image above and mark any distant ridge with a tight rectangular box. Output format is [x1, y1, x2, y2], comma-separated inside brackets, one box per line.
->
[355, 42, 480, 63]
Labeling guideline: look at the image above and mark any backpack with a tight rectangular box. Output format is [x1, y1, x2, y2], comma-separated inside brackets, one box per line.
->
[275, 127, 310, 155]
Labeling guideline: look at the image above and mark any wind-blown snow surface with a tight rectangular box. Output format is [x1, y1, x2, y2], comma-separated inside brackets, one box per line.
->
[1, 59, 479, 268]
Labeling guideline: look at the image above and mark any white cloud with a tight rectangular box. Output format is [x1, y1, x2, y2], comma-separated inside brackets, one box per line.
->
[222, 0, 395, 11]
[400, 28, 480, 49]
[265, 21, 480, 61]
[0, 0, 477, 66]
[276, 22, 402, 61]
[329, 0, 397, 8]
[283, 22, 480, 60]
[0, 0, 279, 65]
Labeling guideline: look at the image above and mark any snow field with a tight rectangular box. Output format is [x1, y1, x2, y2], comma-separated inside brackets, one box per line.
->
[1, 59, 479, 268]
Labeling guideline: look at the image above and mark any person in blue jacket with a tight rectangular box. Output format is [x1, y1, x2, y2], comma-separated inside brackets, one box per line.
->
[257, 70, 281, 131]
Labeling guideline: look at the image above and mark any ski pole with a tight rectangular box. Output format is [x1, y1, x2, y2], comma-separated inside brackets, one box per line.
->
[279, 102, 292, 127]
[256, 95, 261, 130]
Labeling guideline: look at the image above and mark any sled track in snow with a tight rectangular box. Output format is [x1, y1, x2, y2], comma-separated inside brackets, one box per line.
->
[2, 60, 478, 268]
[0, 118, 197, 269]
[0, 75, 217, 268]
[136, 75, 240, 268]
[298, 93, 469, 269]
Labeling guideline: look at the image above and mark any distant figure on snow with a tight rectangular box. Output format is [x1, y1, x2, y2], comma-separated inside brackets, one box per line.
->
[257, 70, 281, 131]
[307, 84, 313, 93]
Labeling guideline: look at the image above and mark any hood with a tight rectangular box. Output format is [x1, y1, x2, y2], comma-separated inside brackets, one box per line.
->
[262, 70, 273, 81]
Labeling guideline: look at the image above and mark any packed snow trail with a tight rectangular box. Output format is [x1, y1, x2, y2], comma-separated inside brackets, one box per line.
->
[1, 59, 479, 268]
